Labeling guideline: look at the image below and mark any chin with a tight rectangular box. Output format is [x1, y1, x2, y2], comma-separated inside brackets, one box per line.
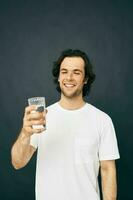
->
[62, 90, 82, 98]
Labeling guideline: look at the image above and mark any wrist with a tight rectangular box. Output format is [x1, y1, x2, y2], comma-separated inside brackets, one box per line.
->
[20, 128, 31, 145]
[21, 127, 32, 137]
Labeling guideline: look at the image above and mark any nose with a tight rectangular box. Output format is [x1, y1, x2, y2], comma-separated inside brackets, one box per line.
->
[66, 72, 73, 80]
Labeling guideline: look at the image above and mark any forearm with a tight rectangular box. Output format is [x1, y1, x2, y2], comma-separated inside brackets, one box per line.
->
[11, 128, 35, 169]
[11, 105, 45, 169]
[101, 161, 117, 200]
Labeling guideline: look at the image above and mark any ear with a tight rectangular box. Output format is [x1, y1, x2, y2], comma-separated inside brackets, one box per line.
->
[84, 78, 88, 84]
[58, 74, 60, 82]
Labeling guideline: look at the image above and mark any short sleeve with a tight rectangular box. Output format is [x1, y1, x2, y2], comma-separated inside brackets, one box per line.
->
[30, 133, 39, 149]
[98, 115, 120, 161]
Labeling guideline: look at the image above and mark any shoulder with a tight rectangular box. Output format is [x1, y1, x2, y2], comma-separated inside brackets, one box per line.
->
[86, 104, 115, 137]
[86, 103, 112, 122]
[46, 102, 59, 112]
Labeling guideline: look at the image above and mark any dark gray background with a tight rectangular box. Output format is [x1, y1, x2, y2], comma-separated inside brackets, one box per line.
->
[0, 0, 132, 199]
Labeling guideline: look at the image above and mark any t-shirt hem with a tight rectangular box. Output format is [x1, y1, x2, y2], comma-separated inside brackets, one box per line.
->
[99, 155, 120, 161]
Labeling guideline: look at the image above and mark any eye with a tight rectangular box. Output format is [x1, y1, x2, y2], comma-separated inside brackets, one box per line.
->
[61, 71, 67, 74]
[74, 71, 80, 75]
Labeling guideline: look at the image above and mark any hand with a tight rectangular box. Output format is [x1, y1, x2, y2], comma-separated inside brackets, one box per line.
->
[22, 105, 47, 136]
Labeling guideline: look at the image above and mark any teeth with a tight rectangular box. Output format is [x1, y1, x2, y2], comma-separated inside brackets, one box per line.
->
[65, 84, 75, 88]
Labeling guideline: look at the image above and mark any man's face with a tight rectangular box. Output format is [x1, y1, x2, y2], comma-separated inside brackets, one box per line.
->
[58, 56, 86, 98]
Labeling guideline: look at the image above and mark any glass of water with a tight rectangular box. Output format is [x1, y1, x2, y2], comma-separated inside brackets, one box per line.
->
[28, 97, 46, 130]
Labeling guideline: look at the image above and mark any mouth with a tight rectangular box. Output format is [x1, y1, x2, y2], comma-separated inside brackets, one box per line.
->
[64, 83, 76, 88]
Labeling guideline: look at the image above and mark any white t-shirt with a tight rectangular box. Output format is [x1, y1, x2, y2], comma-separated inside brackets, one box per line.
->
[30, 102, 120, 200]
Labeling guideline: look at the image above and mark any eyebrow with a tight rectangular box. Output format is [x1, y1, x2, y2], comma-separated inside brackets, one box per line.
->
[60, 68, 83, 73]
[60, 68, 67, 71]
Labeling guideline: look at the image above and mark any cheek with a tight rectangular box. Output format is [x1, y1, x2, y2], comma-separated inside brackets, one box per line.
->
[77, 76, 85, 84]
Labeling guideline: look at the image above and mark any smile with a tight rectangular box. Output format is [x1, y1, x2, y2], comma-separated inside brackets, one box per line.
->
[64, 83, 76, 88]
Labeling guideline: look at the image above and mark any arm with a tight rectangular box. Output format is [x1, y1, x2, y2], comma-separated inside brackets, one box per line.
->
[11, 105, 46, 169]
[11, 129, 36, 169]
[100, 160, 117, 200]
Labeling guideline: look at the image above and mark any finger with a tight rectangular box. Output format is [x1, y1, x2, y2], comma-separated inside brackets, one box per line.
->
[24, 118, 46, 126]
[27, 112, 45, 120]
[33, 128, 45, 133]
[29, 119, 46, 126]
[25, 126, 45, 134]
[25, 105, 37, 115]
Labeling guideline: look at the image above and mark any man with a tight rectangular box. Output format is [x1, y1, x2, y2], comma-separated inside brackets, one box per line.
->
[11, 49, 120, 200]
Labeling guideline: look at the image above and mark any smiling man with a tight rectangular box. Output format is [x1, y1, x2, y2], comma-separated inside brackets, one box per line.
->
[59, 57, 86, 98]
[11, 49, 120, 200]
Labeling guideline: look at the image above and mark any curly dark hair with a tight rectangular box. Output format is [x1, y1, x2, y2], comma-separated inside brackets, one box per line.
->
[52, 49, 96, 96]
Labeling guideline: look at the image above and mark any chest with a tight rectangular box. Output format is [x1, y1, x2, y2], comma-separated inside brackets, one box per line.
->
[39, 112, 100, 158]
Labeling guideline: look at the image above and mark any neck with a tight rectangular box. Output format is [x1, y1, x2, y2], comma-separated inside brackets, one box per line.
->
[59, 94, 86, 110]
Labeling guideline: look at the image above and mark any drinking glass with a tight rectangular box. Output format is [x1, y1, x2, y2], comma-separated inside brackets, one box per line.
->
[28, 97, 46, 130]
